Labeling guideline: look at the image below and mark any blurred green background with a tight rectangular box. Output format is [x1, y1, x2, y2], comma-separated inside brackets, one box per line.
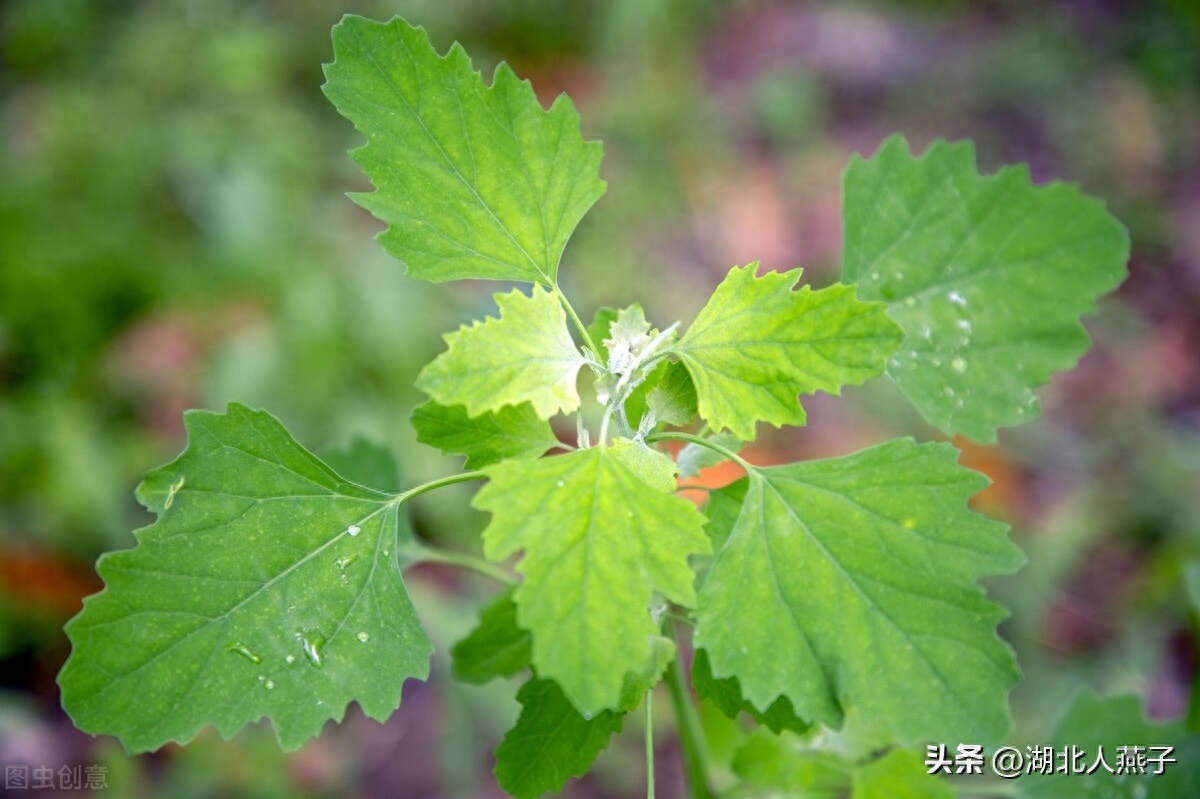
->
[2, 0, 1198, 796]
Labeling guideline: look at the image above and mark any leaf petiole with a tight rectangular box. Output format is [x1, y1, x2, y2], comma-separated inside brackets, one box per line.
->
[392, 471, 517, 584]
[393, 470, 488, 504]
[648, 431, 754, 473]
[553, 281, 600, 359]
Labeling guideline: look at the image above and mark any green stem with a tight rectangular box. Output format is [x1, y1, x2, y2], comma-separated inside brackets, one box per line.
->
[404, 545, 516, 585]
[648, 431, 753, 473]
[553, 283, 598, 357]
[664, 630, 713, 799]
[390, 471, 515, 584]
[646, 690, 656, 799]
[394, 470, 487, 504]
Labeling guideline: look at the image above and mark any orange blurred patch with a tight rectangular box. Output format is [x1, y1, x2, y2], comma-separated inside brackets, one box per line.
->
[0, 546, 102, 618]
[952, 436, 1024, 521]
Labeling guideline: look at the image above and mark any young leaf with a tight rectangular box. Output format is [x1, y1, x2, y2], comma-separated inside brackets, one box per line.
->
[450, 589, 532, 685]
[645, 361, 698, 426]
[473, 444, 709, 716]
[411, 400, 560, 469]
[495, 678, 626, 799]
[57, 404, 431, 752]
[695, 439, 1023, 746]
[842, 135, 1129, 442]
[416, 286, 590, 419]
[675, 264, 902, 440]
[322, 15, 605, 285]
[586, 306, 620, 353]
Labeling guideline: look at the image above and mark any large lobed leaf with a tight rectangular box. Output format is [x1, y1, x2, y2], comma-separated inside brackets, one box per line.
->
[843, 135, 1129, 442]
[322, 15, 605, 285]
[58, 404, 431, 752]
[675, 264, 902, 440]
[695, 438, 1023, 745]
[473, 442, 708, 716]
[416, 286, 590, 419]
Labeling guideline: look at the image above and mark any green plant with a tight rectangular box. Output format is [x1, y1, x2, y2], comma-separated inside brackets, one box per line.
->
[56, 13, 1179, 798]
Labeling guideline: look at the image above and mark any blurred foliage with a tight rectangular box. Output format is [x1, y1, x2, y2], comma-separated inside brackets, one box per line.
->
[1, 0, 1198, 796]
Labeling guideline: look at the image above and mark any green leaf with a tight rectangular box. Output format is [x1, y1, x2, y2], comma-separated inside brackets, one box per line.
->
[852, 749, 953, 799]
[57, 404, 431, 752]
[842, 135, 1129, 442]
[1016, 692, 1200, 798]
[450, 589, 531, 685]
[411, 400, 560, 469]
[473, 445, 708, 716]
[692, 649, 808, 735]
[416, 286, 590, 419]
[495, 678, 625, 798]
[495, 640, 672, 798]
[646, 361, 698, 426]
[693, 481, 748, 587]
[675, 264, 902, 440]
[322, 15, 605, 285]
[320, 435, 402, 492]
[608, 437, 679, 493]
[695, 438, 1023, 745]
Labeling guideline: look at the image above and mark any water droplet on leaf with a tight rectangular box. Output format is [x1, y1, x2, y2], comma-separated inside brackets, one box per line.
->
[265, 679, 275, 690]
[947, 290, 967, 307]
[951, 357, 967, 374]
[356, 632, 370, 643]
[285, 655, 296, 665]
[335, 554, 360, 585]
[226, 642, 261, 664]
[296, 629, 326, 669]
[347, 524, 361, 537]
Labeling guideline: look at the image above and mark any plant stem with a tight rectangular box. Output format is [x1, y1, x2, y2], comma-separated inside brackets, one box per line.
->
[553, 282, 598, 357]
[648, 431, 753, 473]
[404, 545, 516, 585]
[645, 689, 656, 799]
[663, 631, 713, 799]
[389, 471, 514, 583]
[394, 470, 487, 504]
